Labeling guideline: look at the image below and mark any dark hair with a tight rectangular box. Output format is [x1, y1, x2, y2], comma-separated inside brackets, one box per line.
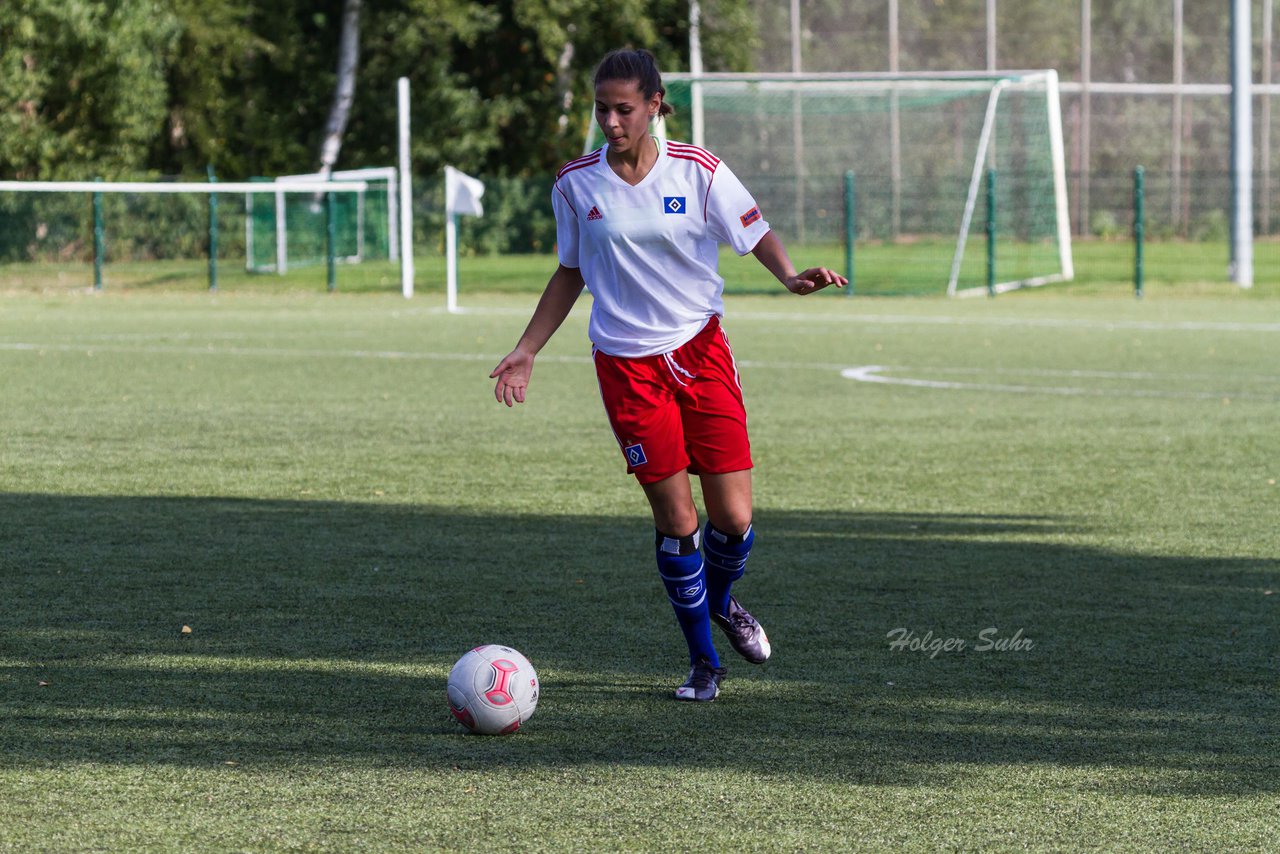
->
[593, 48, 674, 117]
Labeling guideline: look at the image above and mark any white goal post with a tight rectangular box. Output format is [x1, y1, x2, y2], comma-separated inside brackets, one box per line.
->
[944, 71, 1073, 296]
[244, 167, 398, 274]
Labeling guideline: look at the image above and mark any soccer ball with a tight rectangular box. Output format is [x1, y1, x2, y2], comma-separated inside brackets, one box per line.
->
[447, 645, 539, 735]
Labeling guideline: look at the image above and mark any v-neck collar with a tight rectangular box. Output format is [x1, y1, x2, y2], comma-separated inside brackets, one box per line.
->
[602, 137, 664, 189]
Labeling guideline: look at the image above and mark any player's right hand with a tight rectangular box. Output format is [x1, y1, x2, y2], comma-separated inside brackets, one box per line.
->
[490, 349, 534, 407]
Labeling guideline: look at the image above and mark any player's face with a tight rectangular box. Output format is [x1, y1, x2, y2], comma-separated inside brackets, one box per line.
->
[595, 79, 660, 154]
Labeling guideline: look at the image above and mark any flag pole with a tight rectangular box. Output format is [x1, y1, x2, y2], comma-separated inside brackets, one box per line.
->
[446, 212, 459, 313]
[398, 77, 415, 298]
[443, 165, 484, 314]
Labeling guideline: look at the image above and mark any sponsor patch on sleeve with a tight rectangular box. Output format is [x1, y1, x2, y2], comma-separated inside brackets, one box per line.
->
[740, 206, 762, 228]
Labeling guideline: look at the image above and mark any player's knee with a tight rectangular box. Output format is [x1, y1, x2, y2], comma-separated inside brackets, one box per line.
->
[654, 509, 700, 538]
[709, 512, 752, 538]
[648, 498, 699, 538]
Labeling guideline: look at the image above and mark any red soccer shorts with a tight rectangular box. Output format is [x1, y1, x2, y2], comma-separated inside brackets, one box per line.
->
[592, 316, 753, 484]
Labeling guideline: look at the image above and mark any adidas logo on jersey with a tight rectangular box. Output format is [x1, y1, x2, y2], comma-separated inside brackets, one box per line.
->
[587, 205, 603, 221]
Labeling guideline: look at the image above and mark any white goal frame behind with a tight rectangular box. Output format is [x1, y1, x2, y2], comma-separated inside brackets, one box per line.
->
[245, 166, 399, 274]
[659, 70, 1074, 296]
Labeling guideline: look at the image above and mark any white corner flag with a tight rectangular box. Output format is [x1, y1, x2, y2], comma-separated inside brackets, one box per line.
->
[445, 166, 485, 217]
[444, 166, 485, 313]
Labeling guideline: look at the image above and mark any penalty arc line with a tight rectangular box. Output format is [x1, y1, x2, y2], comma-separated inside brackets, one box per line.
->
[840, 365, 1279, 401]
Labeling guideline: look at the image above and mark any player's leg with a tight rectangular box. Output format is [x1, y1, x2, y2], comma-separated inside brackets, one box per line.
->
[593, 347, 723, 700]
[676, 320, 770, 664]
[642, 471, 724, 701]
[700, 469, 754, 611]
[700, 470, 769, 663]
[642, 468, 700, 536]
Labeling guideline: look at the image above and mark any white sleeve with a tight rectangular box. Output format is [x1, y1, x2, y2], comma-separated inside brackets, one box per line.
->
[705, 160, 770, 256]
[552, 180, 579, 268]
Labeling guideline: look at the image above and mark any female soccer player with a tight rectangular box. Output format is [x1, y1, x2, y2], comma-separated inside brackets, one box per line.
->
[491, 48, 845, 701]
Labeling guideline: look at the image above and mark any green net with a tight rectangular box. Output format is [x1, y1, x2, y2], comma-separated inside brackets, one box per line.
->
[246, 180, 392, 273]
[0, 176, 390, 291]
[0, 188, 248, 265]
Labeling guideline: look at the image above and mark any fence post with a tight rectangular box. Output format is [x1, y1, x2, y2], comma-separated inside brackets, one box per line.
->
[1133, 165, 1145, 299]
[92, 178, 104, 291]
[207, 165, 219, 292]
[986, 168, 997, 297]
[326, 190, 337, 292]
[844, 169, 856, 296]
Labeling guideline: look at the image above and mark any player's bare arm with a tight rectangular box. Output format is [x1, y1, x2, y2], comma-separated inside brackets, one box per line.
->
[491, 263, 585, 406]
[750, 230, 847, 295]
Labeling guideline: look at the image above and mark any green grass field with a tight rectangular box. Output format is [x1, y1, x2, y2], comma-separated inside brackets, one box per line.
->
[1, 277, 1277, 849]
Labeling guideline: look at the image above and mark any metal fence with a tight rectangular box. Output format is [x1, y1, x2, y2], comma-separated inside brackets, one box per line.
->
[736, 0, 1280, 237]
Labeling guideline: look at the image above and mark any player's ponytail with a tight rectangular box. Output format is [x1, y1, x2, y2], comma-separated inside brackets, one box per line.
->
[593, 48, 675, 118]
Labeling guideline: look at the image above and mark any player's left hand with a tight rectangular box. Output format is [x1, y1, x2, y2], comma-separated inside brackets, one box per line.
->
[785, 267, 847, 295]
[490, 348, 535, 407]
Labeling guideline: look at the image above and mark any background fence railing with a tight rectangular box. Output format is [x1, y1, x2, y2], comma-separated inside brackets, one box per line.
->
[0, 169, 1271, 270]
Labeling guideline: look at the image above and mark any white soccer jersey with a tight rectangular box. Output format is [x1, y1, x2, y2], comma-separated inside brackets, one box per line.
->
[553, 138, 771, 357]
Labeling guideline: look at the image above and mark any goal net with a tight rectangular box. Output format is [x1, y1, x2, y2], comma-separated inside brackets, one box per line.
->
[0, 178, 368, 289]
[587, 71, 1072, 296]
[245, 167, 398, 274]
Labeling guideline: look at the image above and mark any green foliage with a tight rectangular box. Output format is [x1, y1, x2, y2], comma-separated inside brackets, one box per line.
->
[1089, 208, 1122, 239]
[1190, 207, 1228, 242]
[436, 175, 559, 255]
[154, 0, 273, 175]
[0, 0, 757, 181]
[0, 0, 181, 179]
[0, 189, 249, 265]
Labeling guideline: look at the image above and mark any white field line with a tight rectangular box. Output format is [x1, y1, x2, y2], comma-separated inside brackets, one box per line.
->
[840, 365, 1279, 401]
[433, 304, 1280, 333]
[734, 310, 1280, 333]
[3, 341, 1277, 399]
[896, 365, 1280, 383]
[0, 341, 544, 364]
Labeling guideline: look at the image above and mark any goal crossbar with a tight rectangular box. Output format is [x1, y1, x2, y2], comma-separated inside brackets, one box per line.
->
[266, 167, 399, 263]
[665, 70, 1059, 84]
[0, 180, 368, 194]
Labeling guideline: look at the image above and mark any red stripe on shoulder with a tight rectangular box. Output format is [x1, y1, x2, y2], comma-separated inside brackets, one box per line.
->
[668, 151, 718, 173]
[559, 148, 601, 170]
[557, 148, 603, 179]
[557, 159, 597, 180]
[667, 142, 720, 167]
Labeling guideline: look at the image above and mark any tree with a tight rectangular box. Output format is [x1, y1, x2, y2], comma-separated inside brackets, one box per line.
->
[318, 0, 362, 177]
[0, 0, 180, 178]
[0, 0, 759, 180]
[154, 0, 269, 176]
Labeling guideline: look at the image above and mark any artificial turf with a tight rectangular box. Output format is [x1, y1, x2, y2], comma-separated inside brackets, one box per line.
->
[0, 284, 1276, 850]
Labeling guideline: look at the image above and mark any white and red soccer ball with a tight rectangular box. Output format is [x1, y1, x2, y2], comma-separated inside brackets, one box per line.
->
[447, 645, 539, 735]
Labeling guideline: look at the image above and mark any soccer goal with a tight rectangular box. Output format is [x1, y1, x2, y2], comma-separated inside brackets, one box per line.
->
[588, 71, 1072, 296]
[244, 167, 398, 274]
[0, 178, 367, 290]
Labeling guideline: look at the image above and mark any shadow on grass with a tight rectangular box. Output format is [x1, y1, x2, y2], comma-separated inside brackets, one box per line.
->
[0, 493, 1274, 793]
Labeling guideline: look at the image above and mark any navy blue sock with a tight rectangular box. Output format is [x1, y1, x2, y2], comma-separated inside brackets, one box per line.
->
[703, 521, 754, 618]
[655, 529, 719, 667]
